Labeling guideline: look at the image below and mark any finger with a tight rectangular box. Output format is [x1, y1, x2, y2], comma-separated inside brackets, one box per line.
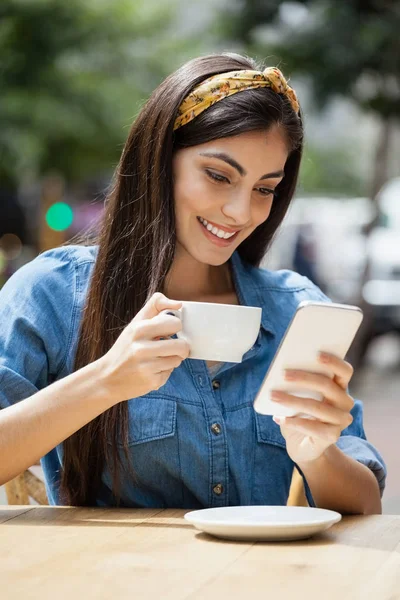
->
[151, 355, 184, 373]
[138, 312, 183, 340]
[271, 391, 353, 427]
[274, 415, 341, 444]
[318, 352, 354, 389]
[284, 369, 354, 411]
[135, 292, 182, 321]
[137, 338, 190, 360]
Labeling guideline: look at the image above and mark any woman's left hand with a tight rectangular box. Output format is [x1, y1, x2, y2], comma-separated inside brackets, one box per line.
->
[271, 352, 355, 465]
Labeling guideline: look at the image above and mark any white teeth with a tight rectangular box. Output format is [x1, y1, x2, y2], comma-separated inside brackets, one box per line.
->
[198, 217, 237, 239]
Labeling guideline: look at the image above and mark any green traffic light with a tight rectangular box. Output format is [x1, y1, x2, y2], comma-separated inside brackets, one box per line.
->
[46, 202, 74, 231]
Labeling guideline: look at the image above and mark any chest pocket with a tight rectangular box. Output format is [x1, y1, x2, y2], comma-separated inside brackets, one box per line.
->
[108, 394, 182, 507]
[115, 395, 177, 447]
[255, 412, 286, 448]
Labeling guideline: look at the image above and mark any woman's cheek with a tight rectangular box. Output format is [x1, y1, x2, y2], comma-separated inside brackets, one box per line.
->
[187, 181, 212, 212]
[249, 206, 269, 229]
[258, 198, 274, 223]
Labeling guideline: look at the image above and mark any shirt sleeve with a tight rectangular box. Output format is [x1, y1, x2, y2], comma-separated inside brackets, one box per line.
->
[337, 399, 387, 497]
[0, 248, 76, 408]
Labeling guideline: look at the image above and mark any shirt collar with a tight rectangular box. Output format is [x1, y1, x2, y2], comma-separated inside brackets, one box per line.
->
[230, 251, 276, 337]
[92, 244, 275, 336]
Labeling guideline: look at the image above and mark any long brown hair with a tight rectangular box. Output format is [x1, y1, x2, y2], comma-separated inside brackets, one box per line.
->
[60, 52, 304, 505]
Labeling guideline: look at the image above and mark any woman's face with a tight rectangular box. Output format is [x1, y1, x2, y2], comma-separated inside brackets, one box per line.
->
[172, 127, 289, 266]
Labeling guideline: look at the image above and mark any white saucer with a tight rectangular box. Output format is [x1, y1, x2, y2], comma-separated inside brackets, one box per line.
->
[184, 505, 342, 542]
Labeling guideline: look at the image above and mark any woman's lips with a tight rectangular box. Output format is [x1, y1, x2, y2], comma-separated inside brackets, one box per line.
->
[197, 217, 240, 247]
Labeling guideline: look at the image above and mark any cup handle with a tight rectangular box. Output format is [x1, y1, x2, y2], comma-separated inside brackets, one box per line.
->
[158, 308, 184, 340]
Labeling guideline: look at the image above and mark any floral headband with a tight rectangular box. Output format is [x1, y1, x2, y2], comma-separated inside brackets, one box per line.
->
[173, 67, 300, 131]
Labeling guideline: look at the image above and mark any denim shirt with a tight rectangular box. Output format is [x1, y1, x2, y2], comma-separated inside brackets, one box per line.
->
[0, 245, 387, 507]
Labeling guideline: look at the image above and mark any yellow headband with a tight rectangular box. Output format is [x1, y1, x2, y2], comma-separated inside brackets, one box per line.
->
[173, 67, 300, 131]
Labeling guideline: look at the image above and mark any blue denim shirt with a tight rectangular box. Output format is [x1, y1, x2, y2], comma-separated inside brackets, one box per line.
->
[0, 245, 386, 507]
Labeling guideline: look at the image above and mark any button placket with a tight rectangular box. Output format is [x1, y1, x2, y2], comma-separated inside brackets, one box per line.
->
[188, 361, 227, 506]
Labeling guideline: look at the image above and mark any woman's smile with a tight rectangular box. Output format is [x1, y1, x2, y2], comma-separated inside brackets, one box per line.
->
[197, 216, 241, 246]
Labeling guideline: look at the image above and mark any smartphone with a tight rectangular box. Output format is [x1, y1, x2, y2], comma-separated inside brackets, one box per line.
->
[253, 301, 364, 417]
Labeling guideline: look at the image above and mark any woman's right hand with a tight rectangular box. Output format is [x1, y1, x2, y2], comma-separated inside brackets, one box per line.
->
[97, 293, 190, 404]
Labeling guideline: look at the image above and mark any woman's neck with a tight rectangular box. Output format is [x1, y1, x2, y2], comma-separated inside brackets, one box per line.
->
[163, 246, 235, 303]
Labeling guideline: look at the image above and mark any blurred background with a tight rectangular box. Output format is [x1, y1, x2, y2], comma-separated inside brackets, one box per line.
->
[1, 0, 399, 512]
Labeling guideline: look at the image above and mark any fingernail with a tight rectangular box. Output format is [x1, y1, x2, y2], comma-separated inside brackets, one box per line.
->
[319, 352, 330, 363]
[270, 391, 283, 402]
[272, 416, 282, 425]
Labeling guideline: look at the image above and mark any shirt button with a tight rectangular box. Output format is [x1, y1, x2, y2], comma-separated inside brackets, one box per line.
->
[212, 380, 220, 390]
[213, 483, 224, 496]
[211, 423, 222, 435]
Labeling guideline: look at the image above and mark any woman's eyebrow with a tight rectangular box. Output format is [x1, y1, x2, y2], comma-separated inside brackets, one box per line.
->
[198, 151, 284, 180]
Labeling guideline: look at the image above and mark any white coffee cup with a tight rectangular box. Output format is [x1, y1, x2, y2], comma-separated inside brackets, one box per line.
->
[161, 301, 262, 362]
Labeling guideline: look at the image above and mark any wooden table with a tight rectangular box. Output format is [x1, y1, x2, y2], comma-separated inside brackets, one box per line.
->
[1, 507, 399, 599]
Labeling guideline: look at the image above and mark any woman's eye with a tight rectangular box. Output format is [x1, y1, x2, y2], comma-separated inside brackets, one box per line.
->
[205, 170, 229, 183]
[205, 170, 275, 197]
[257, 187, 275, 197]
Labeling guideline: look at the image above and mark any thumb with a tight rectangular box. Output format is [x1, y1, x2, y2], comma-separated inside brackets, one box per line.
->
[135, 292, 182, 321]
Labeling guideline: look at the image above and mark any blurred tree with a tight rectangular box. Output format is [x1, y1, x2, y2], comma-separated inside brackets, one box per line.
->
[299, 145, 364, 197]
[0, 0, 203, 189]
[219, 0, 400, 200]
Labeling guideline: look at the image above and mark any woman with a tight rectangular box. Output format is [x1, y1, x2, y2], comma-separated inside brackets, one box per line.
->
[0, 53, 385, 512]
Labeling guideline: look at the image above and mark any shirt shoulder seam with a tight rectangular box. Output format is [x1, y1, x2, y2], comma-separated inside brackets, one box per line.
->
[41, 245, 96, 268]
[256, 283, 320, 293]
[56, 250, 89, 376]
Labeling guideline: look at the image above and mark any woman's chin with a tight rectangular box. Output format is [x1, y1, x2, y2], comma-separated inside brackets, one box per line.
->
[192, 247, 235, 266]
[176, 236, 238, 266]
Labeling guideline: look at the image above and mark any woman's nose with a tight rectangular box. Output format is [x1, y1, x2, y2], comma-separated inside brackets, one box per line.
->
[221, 191, 251, 226]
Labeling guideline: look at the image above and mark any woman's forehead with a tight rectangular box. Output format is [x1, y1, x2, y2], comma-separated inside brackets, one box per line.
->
[175, 129, 289, 172]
